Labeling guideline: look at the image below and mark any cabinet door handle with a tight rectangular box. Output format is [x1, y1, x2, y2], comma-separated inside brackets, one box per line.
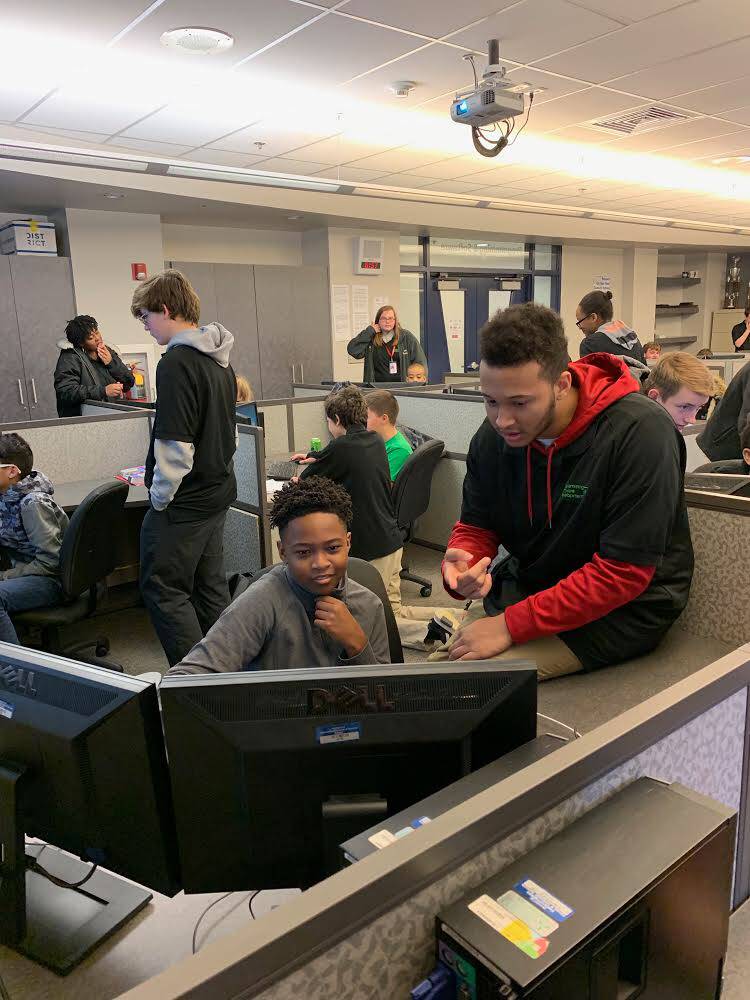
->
[17, 379, 24, 406]
[290, 364, 297, 382]
[299, 364, 304, 382]
[31, 378, 38, 405]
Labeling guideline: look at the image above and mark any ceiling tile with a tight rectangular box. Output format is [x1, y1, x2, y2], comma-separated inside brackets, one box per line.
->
[341, 0, 519, 38]
[670, 130, 750, 160]
[606, 38, 750, 101]
[106, 137, 195, 156]
[536, 0, 750, 84]
[348, 147, 464, 171]
[11, 123, 112, 145]
[286, 134, 387, 164]
[421, 179, 485, 193]
[447, 0, 622, 65]
[120, 106, 262, 147]
[209, 123, 341, 157]
[310, 164, 390, 181]
[518, 88, 642, 131]
[672, 77, 750, 115]
[399, 155, 481, 178]
[237, 15, 424, 86]
[341, 43, 476, 106]
[598, 118, 742, 154]
[565, 0, 687, 20]
[505, 67, 590, 104]
[181, 149, 269, 167]
[0, 84, 57, 123]
[23, 94, 163, 135]
[113, 0, 316, 64]
[372, 173, 446, 188]
[251, 157, 331, 175]
[2, 1, 149, 48]
[718, 106, 750, 127]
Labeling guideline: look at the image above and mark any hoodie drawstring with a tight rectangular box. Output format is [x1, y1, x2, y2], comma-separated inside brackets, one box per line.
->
[526, 444, 556, 528]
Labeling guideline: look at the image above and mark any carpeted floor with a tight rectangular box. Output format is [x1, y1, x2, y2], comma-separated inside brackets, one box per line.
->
[724, 899, 750, 998]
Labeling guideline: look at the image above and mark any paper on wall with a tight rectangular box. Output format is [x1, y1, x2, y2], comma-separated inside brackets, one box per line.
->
[373, 295, 388, 313]
[332, 284, 352, 343]
[593, 274, 611, 292]
[351, 284, 370, 334]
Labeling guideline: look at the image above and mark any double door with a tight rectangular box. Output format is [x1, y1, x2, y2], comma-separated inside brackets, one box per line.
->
[168, 262, 332, 398]
[0, 255, 74, 422]
[425, 274, 531, 376]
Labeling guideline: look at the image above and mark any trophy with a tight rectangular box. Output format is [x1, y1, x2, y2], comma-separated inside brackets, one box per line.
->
[725, 255, 742, 308]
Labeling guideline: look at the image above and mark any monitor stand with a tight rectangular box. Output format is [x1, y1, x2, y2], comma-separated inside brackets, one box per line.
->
[0, 761, 152, 975]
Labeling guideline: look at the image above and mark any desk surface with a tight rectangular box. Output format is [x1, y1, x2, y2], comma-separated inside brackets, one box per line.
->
[55, 478, 150, 513]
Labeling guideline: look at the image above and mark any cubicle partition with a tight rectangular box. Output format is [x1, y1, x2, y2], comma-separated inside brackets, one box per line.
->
[257, 395, 329, 455]
[0, 409, 269, 579]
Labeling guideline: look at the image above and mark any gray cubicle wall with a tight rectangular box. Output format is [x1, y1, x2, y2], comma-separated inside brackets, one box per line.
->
[257, 396, 329, 457]
[123, 642, 750, 1000]
[233, 423, 272, 569]
[0, 410, 152, 483]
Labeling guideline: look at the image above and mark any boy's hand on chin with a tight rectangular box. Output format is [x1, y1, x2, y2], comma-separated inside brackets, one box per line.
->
[314, 596, 367, 657]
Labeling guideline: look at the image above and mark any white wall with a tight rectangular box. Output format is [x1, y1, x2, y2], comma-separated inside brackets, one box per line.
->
[325, 227, 401, 380]
[560, 245, 625, 354]
[162, 224, 302, 266]
[65, 208, 165, 347]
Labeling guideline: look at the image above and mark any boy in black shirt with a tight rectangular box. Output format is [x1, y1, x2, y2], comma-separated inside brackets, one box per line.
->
[296, 386, 404, 611]
[131, 269, 237, 667]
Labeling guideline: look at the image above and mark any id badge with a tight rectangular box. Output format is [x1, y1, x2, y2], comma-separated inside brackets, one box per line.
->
[389, 361, 398, 374]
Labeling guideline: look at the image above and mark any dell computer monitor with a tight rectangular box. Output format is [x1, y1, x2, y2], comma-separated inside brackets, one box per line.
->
[0, 644, 180, 973]
[160, 661, 537, 892]
[236, 401, 259, 425]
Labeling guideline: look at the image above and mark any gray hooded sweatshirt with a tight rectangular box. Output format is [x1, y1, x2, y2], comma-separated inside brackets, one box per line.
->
[0, 472, 69, 579]
[149, 322, 236, 512]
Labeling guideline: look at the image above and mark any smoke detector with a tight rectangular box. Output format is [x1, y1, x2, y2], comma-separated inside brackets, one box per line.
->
[160, 27, 234, 56]
[388, 81, 417, 99]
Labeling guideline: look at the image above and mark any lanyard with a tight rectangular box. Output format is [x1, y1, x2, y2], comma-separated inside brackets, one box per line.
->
[384, 342, 397, 360]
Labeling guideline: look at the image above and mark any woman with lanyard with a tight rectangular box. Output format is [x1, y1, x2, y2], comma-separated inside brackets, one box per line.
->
[347, 304, 427, 383]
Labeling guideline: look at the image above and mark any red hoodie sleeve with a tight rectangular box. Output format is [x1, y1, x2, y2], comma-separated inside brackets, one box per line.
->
[442, 521, 500, 600]
[504, 554, 655, 644]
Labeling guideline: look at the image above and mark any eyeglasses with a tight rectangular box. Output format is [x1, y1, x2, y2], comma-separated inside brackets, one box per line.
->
[575, 313, 594, 330]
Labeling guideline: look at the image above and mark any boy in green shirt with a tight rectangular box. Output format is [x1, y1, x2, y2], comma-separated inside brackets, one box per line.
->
[366, 389, 413, 481]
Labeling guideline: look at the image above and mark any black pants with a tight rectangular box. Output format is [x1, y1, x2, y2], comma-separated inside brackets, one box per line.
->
[140, 506, 230, 667]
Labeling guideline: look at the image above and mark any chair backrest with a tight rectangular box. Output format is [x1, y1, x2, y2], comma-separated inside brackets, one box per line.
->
[247, 558, 403, 664]
[59, 481, 129, 599]
[693, 459, 747, 475]
[391, 438, 445, 533]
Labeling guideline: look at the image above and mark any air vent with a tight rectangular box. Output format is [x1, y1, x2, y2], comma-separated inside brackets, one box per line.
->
[482, 90, 495, 105]
[587, 105, 694, 136]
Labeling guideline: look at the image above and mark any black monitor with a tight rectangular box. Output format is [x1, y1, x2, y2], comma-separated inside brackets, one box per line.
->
[0, 645, 180, 974]
[160, 661, 537, 892]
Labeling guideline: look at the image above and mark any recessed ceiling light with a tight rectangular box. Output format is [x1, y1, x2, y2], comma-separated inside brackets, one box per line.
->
[160, 26, 234, 56]
[477, 242, 489, 247]
[287, 215, 301, 220]
[711, 155, 750, 165]
[103, 192, 125, 199]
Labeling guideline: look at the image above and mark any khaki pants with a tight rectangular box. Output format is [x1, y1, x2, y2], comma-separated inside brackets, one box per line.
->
[427, 604, 583, 681]
[369, 548, 404, 613]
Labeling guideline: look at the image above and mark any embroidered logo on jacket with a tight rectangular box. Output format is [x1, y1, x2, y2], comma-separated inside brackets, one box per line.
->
[560, 483, 588, 501]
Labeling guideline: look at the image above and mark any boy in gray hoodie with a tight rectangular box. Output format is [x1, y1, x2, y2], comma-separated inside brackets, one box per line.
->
[132, 269, 237, 667]
[0, 433, 69, 644]
[169, 478, 389, 675]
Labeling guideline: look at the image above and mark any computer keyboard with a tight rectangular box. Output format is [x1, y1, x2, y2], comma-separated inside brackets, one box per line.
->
[267, 460, 302, 481]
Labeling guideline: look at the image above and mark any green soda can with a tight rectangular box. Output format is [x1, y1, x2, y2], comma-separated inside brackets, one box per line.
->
[310, 437, 322, 452]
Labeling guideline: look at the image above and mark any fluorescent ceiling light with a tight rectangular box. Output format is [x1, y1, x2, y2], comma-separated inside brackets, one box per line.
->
[354, 187, 481, 206]
[0, 144, 148, 171]
[166, 164, 340, 192]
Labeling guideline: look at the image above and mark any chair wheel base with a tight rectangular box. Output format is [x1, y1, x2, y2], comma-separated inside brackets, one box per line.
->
[420, 586, 432, 598]
[95, 638, 110, 657]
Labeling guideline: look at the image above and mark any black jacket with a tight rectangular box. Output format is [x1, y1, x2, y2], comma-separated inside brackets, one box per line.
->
[579, 328, 645, 364]
[731, 321, 750, 352]
[697, 364, 750, 461]
[54, 342, 135, 417]
[347, 327, 427, 382]
[300, 424, 402, 560]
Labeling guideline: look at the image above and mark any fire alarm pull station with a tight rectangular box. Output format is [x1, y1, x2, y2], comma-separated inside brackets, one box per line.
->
[131, 263, 148, 281]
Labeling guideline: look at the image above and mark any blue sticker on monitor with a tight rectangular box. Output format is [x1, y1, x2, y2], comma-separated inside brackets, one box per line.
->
[0, 698, 14, 720]
[315, 722, 361, 746]
[513, 878, 574, 922]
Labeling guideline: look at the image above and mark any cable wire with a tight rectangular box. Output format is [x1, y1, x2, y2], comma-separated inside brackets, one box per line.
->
[537, 712, 582, 739]
[507, 92, 534, 148]
[192, 892, 234, 955]
[26, 856, 98, 891]
[0, 969, 11, 1000]
[248, 890, 261, 918]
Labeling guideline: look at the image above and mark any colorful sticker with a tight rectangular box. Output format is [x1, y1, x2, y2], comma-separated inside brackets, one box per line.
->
[368, 829, 397, 849]
[0, 698, 14, 720]
[394, 826, 415, 839]
[513, 878, 574, 922]
[411, 816, 431, 828]
[468, 895, 548, 959]
[498, 890, 559, 937]
[315, 722, 361, 746]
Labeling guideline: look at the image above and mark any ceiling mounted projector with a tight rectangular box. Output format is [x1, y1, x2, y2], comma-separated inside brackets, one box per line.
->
[451, 40, 535, 157]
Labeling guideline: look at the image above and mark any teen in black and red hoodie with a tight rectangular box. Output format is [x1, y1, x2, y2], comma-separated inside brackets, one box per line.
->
[442, 303, 693, 673]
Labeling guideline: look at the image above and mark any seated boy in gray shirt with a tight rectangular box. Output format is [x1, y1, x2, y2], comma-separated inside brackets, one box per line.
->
[169, 477, 390, 674]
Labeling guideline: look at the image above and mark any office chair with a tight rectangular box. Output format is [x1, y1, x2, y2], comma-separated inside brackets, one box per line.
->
[14, 480, 129, 671]
[238, 556, 403, 664]
[391, 439, 445, 599]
